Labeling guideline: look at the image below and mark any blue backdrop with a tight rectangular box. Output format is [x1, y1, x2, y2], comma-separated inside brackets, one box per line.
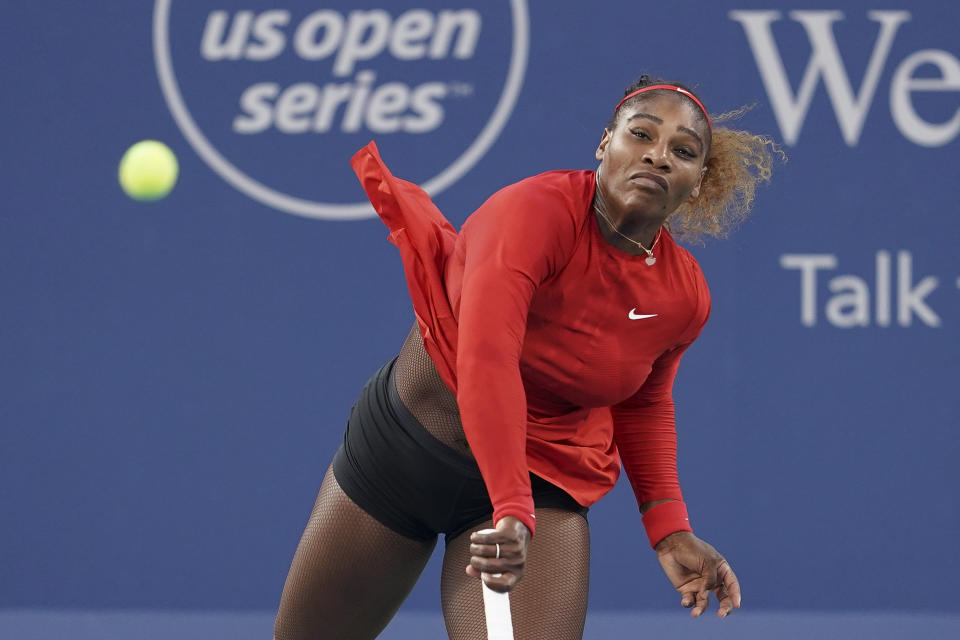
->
[2, 0, 958, 636]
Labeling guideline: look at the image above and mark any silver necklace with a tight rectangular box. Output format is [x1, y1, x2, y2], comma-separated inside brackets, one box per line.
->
[593, 200, 662, 266]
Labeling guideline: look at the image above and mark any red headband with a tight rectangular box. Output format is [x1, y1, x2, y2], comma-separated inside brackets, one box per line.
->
[613, 84, 712, 131]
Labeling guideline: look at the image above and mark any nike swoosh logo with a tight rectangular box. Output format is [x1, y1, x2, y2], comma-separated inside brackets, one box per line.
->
[628, 309, 658, 320]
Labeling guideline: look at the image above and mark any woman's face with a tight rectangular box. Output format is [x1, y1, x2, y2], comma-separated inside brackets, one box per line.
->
[595, 93, 709, 220]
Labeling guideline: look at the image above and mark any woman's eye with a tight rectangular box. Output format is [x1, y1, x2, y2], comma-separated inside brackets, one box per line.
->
[631, 129, 650, 140]
[676, 148, 694, 158]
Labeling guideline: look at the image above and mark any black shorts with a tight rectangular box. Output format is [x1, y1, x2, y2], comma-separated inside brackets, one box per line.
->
[332, 358, 588, 542]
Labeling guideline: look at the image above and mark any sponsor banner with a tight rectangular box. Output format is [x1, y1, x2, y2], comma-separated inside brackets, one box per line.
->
[154, 0, 529, 218]
[732, 9, 960, 147]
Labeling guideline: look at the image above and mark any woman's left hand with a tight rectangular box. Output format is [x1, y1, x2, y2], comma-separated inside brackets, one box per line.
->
[654, 531, 741, 618]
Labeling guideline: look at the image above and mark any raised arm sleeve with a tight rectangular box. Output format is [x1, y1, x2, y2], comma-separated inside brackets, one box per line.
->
[453, 181, 580, 536]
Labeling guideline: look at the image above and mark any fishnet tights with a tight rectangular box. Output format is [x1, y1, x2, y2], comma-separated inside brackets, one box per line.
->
[441, 509, 591, 640]
[274, 326, 592, 639]
[275, 487, 591, 640]
[274, 467, 436, 640]
[394, 323, 472, 457]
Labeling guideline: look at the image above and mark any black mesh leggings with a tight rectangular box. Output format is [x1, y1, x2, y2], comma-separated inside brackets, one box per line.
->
[274, 324, 591, 639]
[274, 471, 590, 640]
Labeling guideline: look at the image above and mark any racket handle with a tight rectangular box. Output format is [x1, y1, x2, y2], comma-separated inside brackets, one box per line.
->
[476, 529, 514, 640]
[481, 578, 514, 640]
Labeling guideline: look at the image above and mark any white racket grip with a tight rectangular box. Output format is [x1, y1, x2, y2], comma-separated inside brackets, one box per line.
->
[481, 579, 513, 639]
[476, 528, 514, 640]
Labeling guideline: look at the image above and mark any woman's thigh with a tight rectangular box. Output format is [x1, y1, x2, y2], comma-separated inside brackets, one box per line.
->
[274, 466, 437, 640]
[440, 508, 590, 640]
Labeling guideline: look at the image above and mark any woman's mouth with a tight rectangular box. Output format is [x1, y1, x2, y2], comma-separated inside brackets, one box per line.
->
[630, 172, 668, 192]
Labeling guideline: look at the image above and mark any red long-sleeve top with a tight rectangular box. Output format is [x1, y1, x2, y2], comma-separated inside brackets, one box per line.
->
[352, 143, 710, 544]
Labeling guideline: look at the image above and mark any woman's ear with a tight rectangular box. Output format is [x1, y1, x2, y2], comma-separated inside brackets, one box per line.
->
[595, 128, 611, 162]
[688, 166, 707, 200]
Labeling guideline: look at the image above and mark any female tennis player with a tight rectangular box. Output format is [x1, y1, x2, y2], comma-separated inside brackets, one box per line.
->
[273, 75, 779, 640]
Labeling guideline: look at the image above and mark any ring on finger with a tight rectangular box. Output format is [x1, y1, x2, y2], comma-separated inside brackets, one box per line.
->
[495, 543, 501, 559]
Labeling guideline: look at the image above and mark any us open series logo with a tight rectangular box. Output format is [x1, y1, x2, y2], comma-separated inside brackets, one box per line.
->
[153, 1, 530, 219]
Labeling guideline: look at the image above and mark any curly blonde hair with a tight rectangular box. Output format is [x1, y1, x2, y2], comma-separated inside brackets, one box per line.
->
[670, 108, 785, 241]
[612, 78, 785, 242]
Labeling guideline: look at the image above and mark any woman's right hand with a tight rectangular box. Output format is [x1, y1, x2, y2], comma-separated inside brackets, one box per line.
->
[465, 516, 531, 593]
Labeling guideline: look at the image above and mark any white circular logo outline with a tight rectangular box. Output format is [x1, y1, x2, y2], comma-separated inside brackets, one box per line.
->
[153, 0, 530, 220]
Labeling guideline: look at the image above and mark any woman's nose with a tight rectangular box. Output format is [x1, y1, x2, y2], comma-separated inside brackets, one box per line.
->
[643, 141, 672, 171]
[642, 144, 671, 171]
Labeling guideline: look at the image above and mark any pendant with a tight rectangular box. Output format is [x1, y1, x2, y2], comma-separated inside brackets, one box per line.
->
[645, 256, 656, 266]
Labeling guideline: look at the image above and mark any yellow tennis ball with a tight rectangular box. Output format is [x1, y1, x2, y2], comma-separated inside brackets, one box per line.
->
[118, 140, 179, 201]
